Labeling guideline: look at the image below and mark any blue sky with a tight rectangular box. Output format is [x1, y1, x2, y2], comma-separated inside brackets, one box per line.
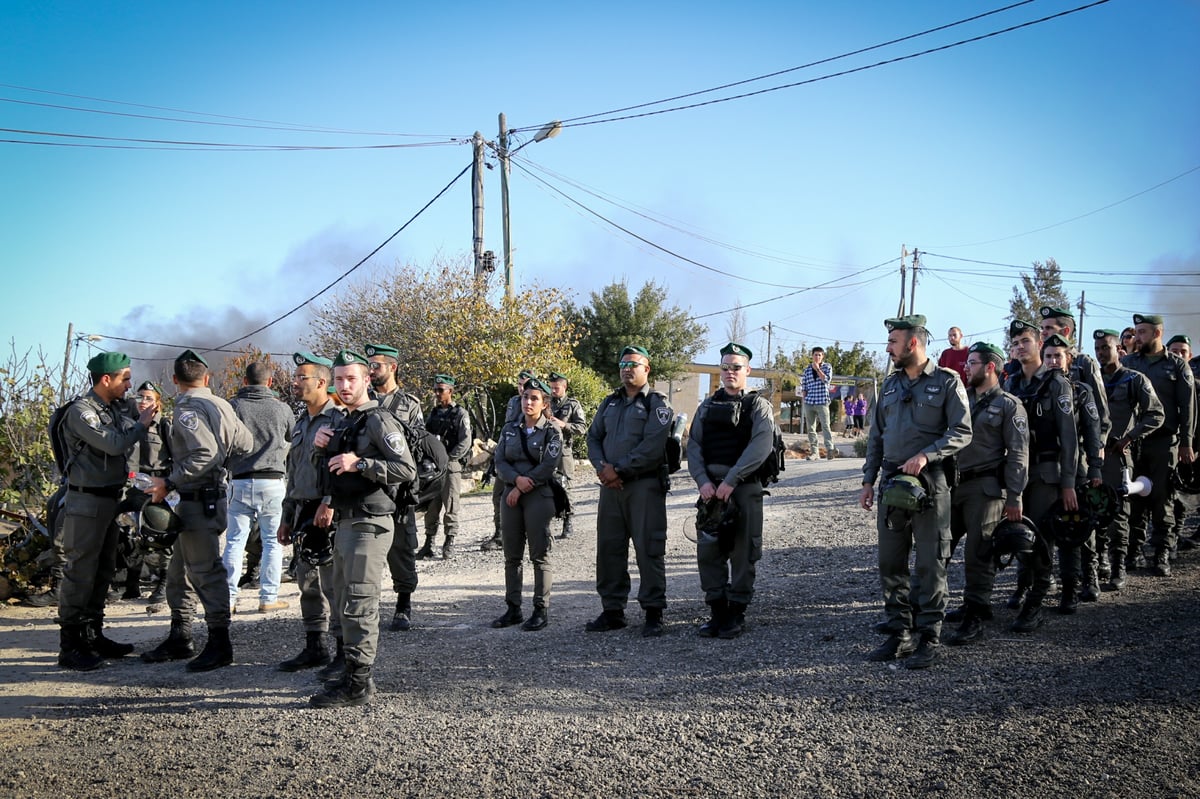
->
[3, 0, 1198, 380]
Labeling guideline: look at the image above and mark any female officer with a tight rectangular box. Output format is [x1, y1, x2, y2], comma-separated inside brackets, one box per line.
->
[490, 377, 563, 631]
[124, 381, 173, 601]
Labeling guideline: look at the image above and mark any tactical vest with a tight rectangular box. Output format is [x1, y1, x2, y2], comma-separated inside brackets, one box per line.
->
[1010, 373, 1069, 457]
[699, 392, 753, 467]
[427, 405, 466, 459]
[325, 407, 397, 516]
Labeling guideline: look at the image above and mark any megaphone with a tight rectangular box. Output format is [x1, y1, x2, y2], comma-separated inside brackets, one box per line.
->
[1121, 467, 1153, 497]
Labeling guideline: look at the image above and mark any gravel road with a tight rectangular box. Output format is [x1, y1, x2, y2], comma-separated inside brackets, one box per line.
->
[2, 438, 1198, 798]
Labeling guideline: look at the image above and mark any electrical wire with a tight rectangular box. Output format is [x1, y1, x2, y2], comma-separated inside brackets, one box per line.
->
[518, 1, 1039, 130]
[514, 0, 1111, 132]
[0, 126, 464, 151]
[923, 251, 1200, 276]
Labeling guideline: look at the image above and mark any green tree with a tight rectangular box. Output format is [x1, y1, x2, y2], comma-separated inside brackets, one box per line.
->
[566, 280, 707, 382]
[0, 347, 70, 514]
[1009, 258, 1069, 326]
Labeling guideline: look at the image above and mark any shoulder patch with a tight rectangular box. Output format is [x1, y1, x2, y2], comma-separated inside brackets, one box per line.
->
[1013, 415, 1028, 436]
[1057, 395, 1072, 415]
[81, 410, 101, 430]
[177, 410, 200, 432]
[384, 431, 406, 455]
[655, 406, 671, 426]
[546, 438, 561, 459]
[1086, 401, 1099, 420]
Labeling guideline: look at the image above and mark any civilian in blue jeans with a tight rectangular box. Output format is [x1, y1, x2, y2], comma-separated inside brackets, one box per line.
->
[802, 347, 834, 460]
[223, 362, 295, 613]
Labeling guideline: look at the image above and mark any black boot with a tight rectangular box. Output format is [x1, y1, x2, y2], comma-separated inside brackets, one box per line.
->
[1006, 572, 1031, 610]
[1057, 579, 1079, 615]
[1105, 557, 1127, 591]
[867, 629, 916, 661]
[186, 626, 233, 672]
[491, 602, 524, 628]
[1096, 550, 1112, 580]
[521, 607, 548, 631]
[642, 607, 664, 638]
[316, 637, 345, 681]
[718, 602, 746, 639]
[1011, 599, 1045, 633]
[23, 581, 59, 608]
[585, 609, 627, 632]
[556, 515, 573, 541]
[278, 631, 331, 672]
[904, 633, 941, 670]
[1153, 548, 1172, 577]
[146, 578, 166, 605]
[142, 619, 195, 663]
[310, 662, 375, 708]
[947, 603, 989, 646]
[389, 594, 412, 632]
[58, 624, 102, 671]
[416, 537, 435, 560]
[698, 599, 726, 638]
[441, 537, 455, 560]
[87, 619, 134, 658]
[480, 532, 503, 552]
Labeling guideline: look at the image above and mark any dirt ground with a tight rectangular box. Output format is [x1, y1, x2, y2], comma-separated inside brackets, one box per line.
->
[1, 436, 1198, 798]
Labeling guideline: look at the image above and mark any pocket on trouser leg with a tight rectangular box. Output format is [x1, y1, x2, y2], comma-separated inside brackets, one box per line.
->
[646, 531, 667, 558]
[750, 532, 763, 563]
[343, 582, 376, 623]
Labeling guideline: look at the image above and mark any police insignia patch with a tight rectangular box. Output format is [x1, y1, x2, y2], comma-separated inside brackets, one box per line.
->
[547, 440, 561, 459]
[656, 406, 671, 425]
[384, 432, 406, 454]
[1013, 416, 1028, 436]
[1057, 396, 1072, 415]
[178, 410, 200, 432]
[1086, 401, 1099, 419]
[81, 410, 100, 429]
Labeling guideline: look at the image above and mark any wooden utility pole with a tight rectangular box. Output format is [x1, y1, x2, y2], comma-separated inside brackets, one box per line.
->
[60, 322, 75, 402]
[909, 248, 920, 314]
[499, 113, 513, 299]
[764, 321, 773, 368]
[471, 132, 485, 275]
[898, 245, 908, 317]
[1078, 290, 1086, 340]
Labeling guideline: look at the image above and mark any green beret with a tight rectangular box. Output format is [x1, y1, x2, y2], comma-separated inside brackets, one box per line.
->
[619, 345, 650, 361]
[967, 342, 1005, 360]
[433, 373, 456, 386]
[524, 377, 551, 395]
[363, 343, 399, 359]
[332, 349, 369, 368]
[86, 351, 130, 375]
[1039, 306, 1074, 320]
[883, 315, 926, 332]
[547, 371, 568, 382]
[136, 380, 162, 395]
[175, 349, 208, 369]
[720, 342, 753, 360]
[327, 384, 338, 395]
[1042, 333, 1072, 349]
[293, 351, 333, 368]
[1167, 334, 1192, 347]
[517, 369, 536, 381]
[1133, 313, 1163, 326]
[1093, 329, 1119, 340]
[1008, 319, 1038, 338]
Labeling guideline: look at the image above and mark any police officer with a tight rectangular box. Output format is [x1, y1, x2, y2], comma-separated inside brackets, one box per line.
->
[364, 343, 424, 631]
[482, 369, 535, 552]
[686, 342, 774, 640]
[1042, 334, 1104, 611]
[56, 351, 155, 670]
[310, 349, 417, 708]
[423, 374, 472, 560]
[1092, 329, 1163, 590]
[1165, 334, 1200, 551]
[945, 343, 1028, 645]
[1003, 321, 1077, 633]
[276, 352, 344, 674]
[585, 346, 674, 637]
[146, 350, 253, 672]
[547, 370, 587, 539]
[490, 377, 563, 631]
[860, 316, 971, 669]
[121, 381, 173, 602]
[1040, 306, 1111, 445]
[1122, 314, 1195, 576]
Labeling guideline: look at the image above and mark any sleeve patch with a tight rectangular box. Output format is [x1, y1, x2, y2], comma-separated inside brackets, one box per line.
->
[655, 406, 671, 425]
[384, 432, 407, 455]
[177, 410, 200, 432]
[81, 410, 101, 430]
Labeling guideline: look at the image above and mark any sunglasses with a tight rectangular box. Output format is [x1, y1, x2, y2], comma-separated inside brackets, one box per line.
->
[433, 387, 450, 394]
[719, 364, 746, 372]
[618, 361, 645, 370]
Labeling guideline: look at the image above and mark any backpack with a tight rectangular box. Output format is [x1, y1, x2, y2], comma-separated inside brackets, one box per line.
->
[382, 409, 449, 513]
[49, 396, 85, 484]
[742, 392, 786, 487]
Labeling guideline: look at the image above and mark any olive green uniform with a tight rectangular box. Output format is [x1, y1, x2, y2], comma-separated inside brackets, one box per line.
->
[377, 390, 423, 595]
[167, 387, 254, 630]
[1063, 380, 1105, 588]
[321, 400, 417, 667]
[57, 390, 146, 628]
[550, 394, 587, 532]
[686, 389, 774, 606]
[1121, 350, 1194, 558]
[864, 360, 972, 637]
[424, 401, 472, 545]
[1099, 364, 1163, 570]
[586, 385, 674, 613]
[493, 417, 562, 609]
[950, 385, 1028, 611]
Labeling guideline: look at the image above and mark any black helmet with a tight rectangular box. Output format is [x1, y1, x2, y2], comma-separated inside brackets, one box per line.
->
[139, 501, 183, 550]
[1079, 482, 1121, 531]
[1041, 501, 1096, 548]
[295, 518, 334, 567]
[694, 497, 739, 552]
[991, 516, 1039, 570]
[881, 474, 932, 512]
[1171, 461, 1200, 495]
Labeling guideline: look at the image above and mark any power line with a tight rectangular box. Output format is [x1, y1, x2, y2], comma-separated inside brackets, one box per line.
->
[0, 82, 457, 138]
[922, 251, 1200, 276]
[0, 126, 465, 151]
[514, 0, 1111, 132]
[525, 0, 1039, 129]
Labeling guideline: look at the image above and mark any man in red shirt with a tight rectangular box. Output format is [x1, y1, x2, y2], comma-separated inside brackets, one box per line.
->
[937, 327, 970, 383]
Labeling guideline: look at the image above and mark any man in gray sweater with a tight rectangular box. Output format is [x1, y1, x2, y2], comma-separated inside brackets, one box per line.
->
[222, 362, 295, 613]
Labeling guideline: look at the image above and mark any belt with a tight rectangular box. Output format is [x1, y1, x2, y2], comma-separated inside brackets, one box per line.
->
[142, 469, 170, 477]
[959, 466, 1002, 483]
[232, 471, 285, 480]
[177, 489, 226, 502]
[69, 485, 123, 499]
[1034, 452, 1060, 463]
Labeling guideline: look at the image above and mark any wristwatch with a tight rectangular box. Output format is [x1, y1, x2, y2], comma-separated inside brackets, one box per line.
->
[356, 458, 369, 473]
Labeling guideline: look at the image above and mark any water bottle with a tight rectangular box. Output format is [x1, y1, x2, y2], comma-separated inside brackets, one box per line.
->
[131, 472, 180, 506]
